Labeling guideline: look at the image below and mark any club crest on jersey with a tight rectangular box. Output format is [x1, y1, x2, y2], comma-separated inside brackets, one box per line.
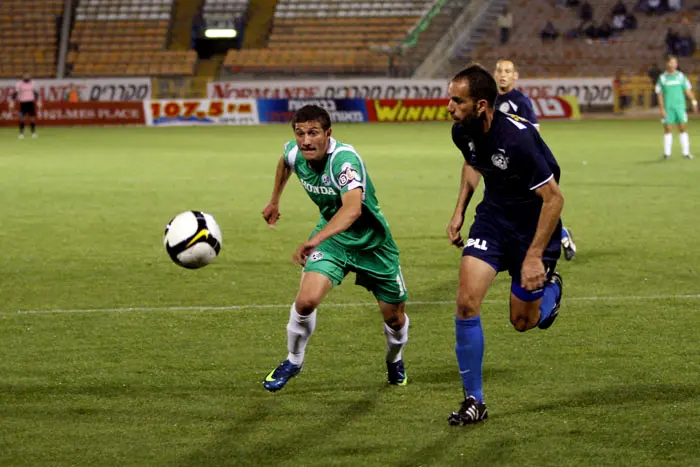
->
[491, 152, 509, 170]
[499, 102, 510, 113]
[309, 251, 323, 262]
[321, 174, 331, 186]
[338, 162, 360, 187]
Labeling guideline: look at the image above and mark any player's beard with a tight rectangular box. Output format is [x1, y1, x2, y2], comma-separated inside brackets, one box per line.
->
[462, 103, 486, 137]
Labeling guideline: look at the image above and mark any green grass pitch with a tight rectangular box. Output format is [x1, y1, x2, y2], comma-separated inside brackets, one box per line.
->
[0, 120, 699, 466]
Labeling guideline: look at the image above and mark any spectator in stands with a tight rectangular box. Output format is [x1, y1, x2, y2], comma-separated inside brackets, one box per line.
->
[497, 7, 513, 44]
[611, 1, 628, 32]
[612, 12, 627, 32]
[668, 0, 682, 11]
[665, 28, 680, 54]
[541, 21, 560, 41]
[598, 20, 613, 39]
[191, 8, 206, 50]
[65, 85, 80, 103]
[677, 26, 696, 56]
[644, 0, 663, 14]
[612, 1, 628, 16]
[584, 21, 600, 39]
[580, 1, 594, 21]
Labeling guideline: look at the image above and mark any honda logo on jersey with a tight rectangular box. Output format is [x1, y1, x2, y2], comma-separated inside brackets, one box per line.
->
[466, 238, 488, 251]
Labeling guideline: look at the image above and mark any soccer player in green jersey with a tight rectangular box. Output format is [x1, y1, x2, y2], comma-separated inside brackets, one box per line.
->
[656, 55, 699, 159]
[261, 105, 409, 392]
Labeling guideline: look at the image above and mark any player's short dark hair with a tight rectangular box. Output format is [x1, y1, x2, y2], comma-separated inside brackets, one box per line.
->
[291, 105, 331, 131]
[496, 58, 518, 71]
[451, 65, 498, 108]
[666, 54, 677, 62]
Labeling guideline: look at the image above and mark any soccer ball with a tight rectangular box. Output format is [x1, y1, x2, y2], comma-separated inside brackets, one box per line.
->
[163, 211, 222, 269]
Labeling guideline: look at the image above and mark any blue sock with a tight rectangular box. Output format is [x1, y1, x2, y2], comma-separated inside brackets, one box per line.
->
[561, 225, 568, 239]
[538, 280, 561, 325]
[455, 315, 484, 403]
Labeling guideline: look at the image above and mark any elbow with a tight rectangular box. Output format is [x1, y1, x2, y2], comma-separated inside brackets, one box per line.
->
[349, 205, 363, 222]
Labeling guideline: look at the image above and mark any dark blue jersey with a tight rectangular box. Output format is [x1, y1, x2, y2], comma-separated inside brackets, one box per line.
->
[495, 89, 539, 127]
[451, 111, 560, 235]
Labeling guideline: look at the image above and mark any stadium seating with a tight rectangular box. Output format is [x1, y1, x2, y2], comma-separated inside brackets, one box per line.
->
[69, 0, 197, 77]
[0, 0, 63, 79]
[203, 0, 250, 29]
[223, 0, 434, 74]
[461, 0, 700, 78]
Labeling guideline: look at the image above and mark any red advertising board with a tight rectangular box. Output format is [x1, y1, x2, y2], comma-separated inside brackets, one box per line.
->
[0, 101, 145, 126]
[365, 96, 580, 122]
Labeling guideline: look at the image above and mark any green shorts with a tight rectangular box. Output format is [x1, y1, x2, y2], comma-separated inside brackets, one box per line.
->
[303, 236, 408, 304]
[663, 106, 688, 125]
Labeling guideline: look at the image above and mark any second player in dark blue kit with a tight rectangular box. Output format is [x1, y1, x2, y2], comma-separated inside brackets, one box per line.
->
[445, 65, 565, 425]
[494, 59, 577, 260]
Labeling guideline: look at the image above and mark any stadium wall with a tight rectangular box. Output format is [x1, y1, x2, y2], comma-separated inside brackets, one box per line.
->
[10, 75, 681, 127]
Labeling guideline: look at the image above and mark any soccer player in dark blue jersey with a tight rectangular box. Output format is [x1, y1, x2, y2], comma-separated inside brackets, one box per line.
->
[445, 65, 564, 425]
[494, 59, 577, 260]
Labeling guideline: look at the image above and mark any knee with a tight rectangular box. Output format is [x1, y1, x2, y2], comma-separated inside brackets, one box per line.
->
[456, 293, 481, 319]
[294, 295, 321, 315]
[510, 313, 537, 332]
[510, 315, 530, 332]
[382, 304, 405, 330]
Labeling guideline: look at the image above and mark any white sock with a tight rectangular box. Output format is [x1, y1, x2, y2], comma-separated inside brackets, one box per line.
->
[680, 132, 690, 156]
[664, 133, 673, 156]
[286, 303, 316, 366]
[384, 314, 409, 363]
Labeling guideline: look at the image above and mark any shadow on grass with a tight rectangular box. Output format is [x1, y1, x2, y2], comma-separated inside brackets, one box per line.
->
[177, 384, 386, 466]
[507, 383, 699, 415]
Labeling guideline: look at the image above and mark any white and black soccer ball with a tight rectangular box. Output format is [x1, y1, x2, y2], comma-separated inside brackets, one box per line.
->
[163, 211, 222, 269]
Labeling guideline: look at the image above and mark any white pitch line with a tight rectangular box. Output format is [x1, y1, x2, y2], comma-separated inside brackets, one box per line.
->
[5, 293, 700, 316]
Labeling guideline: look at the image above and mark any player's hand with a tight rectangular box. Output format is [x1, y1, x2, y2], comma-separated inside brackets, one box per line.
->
[521, 254, 546, 291]
[693, 102, 699, 114]
[262, 201, 280, 227]
[661, 109, 667, 120]
[447, 213, 465, 248]
[292, 239, 319, 266]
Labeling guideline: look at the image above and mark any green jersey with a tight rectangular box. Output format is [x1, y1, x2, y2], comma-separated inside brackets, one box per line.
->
[656, 71, 691, 109]
[283, 137, 391, 250]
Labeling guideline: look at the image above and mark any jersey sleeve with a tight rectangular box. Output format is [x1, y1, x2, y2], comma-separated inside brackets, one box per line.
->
[520, 97, 539, 125]
[282, 141, 298, 171]
[683, 74, 692, 90]
[330, 149, 365, 196]
[655, 77, 662, 94]
[520, 129, 554, 190]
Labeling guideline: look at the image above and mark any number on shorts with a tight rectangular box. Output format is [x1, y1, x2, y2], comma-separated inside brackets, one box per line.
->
[396, 267, 407, 296]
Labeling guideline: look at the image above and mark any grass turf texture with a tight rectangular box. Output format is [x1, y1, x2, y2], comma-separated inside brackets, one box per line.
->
[0, 120, 699, 466]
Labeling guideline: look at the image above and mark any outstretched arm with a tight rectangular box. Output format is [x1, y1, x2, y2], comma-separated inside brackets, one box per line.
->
[262, 156, 292, 227]
[446, 162, 481, 247]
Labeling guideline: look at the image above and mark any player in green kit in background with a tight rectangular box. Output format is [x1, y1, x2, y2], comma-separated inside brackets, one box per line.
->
[261, 105, 409, 392]
[656, 55, 699, 159]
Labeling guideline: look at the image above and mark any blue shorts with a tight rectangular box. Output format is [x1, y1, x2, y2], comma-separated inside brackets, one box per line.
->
[462, 214, 561, 301]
